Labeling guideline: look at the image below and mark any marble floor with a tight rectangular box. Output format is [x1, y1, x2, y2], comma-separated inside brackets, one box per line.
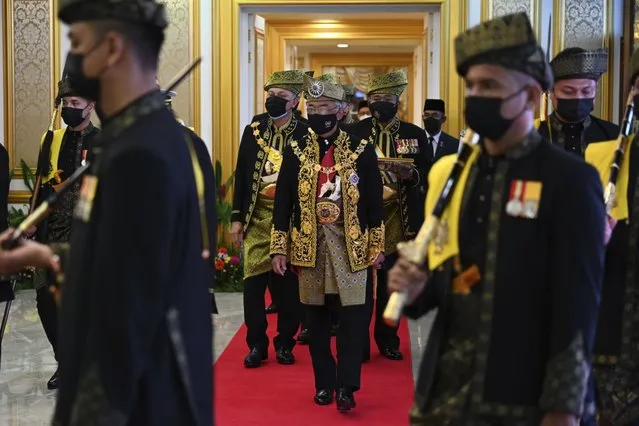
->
[0, 291, 434, 425]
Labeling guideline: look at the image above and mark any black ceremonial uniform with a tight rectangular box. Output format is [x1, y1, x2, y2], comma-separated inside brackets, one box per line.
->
[537, 113, 618, 156]
[350, 114, 429, 357]
[53, 90, 213, 426]
[232, 112, 306, 361]
[405, 12, 604, 426]
[407, 133, 604, 426]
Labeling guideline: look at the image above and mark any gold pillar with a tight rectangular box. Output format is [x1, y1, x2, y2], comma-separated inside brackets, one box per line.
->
[214, 0, 467, 178]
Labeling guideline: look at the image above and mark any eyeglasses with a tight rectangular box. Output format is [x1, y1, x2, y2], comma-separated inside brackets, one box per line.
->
[306, 105, 340, 115]
[422, 112, 443, 120]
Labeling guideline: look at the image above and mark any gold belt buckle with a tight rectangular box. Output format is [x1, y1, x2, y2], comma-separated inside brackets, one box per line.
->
[316, 201, 340, 224]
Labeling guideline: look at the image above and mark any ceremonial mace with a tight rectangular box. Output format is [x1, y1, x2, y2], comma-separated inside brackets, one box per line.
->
[540, 15, 552, 122]
[383, 129, 480, 326]
[604, 92, 635, 213]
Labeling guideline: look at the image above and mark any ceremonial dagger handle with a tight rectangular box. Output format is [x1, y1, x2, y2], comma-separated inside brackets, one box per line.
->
[383, 130, 480, 326]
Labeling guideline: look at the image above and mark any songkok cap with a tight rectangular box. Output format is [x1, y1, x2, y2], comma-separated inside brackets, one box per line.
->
[367, 70, 408, 97]
[57, 77, 77, 98]
[303, 74, 345, 102]
[551, 47, 608, 82]
[455, 12, 552, 91]
[423, 99, 445, 114]
[264, 70, 306, 96]
[629, 49, 639, 85]
[304, 70, 315, 77]
[342, 84, 357, 102]
[358, 100, 368, 110]
[58, 0, 168, 29]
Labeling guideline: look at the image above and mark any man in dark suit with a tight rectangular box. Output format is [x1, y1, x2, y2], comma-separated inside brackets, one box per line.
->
[422, 99, 459, 166]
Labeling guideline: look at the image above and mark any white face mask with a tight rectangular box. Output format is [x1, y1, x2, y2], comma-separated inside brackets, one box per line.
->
[358, 114, 371, 120]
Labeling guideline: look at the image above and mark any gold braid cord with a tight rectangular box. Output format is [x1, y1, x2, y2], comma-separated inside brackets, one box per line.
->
[369, 222, 386, 262]
[269, 226, 289, 257]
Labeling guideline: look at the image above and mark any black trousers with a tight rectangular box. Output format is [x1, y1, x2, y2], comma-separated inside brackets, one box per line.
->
[36, 286, 58, 361]
[365, 252, 400, 354]
[307, 270, 372, 392]
[243, 269, 300, 352]
[301, 297, 340, 330]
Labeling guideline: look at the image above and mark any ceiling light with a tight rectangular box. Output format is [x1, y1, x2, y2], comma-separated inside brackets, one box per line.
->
[337, 43, 349, 48]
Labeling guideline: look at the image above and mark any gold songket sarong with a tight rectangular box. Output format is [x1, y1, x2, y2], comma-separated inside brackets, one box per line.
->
[383, 184, 404, 255]
[243, 182, 276, 279]
[299, 197, 368, 307]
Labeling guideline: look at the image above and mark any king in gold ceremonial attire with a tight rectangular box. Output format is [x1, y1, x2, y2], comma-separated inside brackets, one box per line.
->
[537, 47, 619, 155]
[389, 13, 605, 426]
[270, 74, 384, 411]
[350, 69, 429, 361]
[232, 70, 307, 368]
[585, 49, 639, 425]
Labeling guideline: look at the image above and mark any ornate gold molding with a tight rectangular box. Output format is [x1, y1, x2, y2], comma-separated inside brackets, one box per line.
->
[190, 0, 201, 134]
[8, 190, 31, 204]
[214, 0, 463, 179]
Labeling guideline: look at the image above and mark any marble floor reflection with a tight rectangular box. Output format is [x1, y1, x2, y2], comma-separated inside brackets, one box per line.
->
[0, 291, 433, 425]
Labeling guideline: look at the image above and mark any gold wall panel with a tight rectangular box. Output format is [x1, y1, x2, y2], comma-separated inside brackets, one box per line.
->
[555, 0, 612, 120]
[482, 0, 539, 35]
[157, 0, 200, 132]
[3, 0, 58, 173]
[215, 0, 461, 179]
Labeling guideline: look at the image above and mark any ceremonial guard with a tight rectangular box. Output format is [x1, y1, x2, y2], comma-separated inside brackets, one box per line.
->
[0, 0, 216, 423]
[388, 13, 605, 426]
[232, 70, 306, 367]
[350, 70, 429, 361]
[585, 49, 639, 425]
[422, 99, 459, 166]
[537, 47, 619, 155]
[32, 76, 99, 391]
[270, 74, 384, 411]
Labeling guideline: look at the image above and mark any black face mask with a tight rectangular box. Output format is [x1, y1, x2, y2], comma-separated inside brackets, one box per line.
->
[265, 96, 289, 119]
[464, 87, 527, 141]
[423, 117, 442, 134]
[64, 52, 102, 103]
[308, 114, 338, 135]
[555, 98, 594, 122]
[370, 101, 398, 122]
[61, 107, 87, 128]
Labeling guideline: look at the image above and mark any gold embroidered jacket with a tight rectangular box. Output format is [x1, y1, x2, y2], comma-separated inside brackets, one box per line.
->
[231, 114, 309, 230]
[269, 129, 385, 272]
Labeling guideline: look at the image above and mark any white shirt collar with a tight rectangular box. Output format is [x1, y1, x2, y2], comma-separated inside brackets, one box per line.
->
[426, 131, 442, 142]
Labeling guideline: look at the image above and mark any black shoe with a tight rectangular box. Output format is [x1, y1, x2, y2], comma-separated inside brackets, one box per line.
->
[314, 389, 334, 406]
[336, 388, 356, 411]
[243, 348, 267, 368]
[380, 347, 403, 361]
[330, 324, 339, 336]
[47, 369, 59, 390]
[276, 348, 295, 365]
[297, 328, 310, 344]
[265, 303, 277, 314]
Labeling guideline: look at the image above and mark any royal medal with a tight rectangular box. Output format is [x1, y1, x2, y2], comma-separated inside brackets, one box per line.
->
[506, 180, 524, 217]
[522, 181, 542, 219]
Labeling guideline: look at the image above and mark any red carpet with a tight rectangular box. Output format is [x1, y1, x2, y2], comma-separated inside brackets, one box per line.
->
[214, 296, 415, 425]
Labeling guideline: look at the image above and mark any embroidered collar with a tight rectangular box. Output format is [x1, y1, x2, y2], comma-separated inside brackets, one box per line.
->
[548, 112, 592, 151]
[479, 130, 541, 161]
[98, 90, 166, 144]
[66, 122, 96, 137]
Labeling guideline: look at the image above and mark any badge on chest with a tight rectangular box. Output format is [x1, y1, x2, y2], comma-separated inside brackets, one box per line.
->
[75, 175, 99, 222]
[505, 180, 542, 219]
[395, 138, 419, 155]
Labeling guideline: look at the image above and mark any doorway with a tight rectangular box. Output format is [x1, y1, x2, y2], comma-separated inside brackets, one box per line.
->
[213, 0, 465, 175]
